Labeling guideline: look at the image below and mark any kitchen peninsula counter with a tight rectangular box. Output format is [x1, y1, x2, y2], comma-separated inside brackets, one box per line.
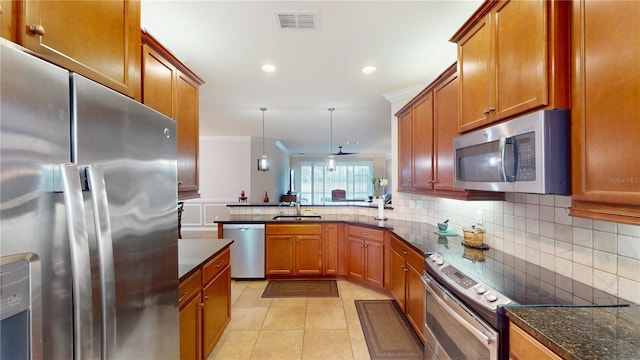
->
[505, 305, 640, 360]
[178, 238, 234, 281]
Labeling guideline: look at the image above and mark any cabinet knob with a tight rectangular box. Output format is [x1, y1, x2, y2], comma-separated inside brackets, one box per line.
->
[204, 295, 210, 300]
[28, 24, 46, 36]
[198, 303, 204, 308]
[483, 107, 496, 115]
[404, 268, 408, 272]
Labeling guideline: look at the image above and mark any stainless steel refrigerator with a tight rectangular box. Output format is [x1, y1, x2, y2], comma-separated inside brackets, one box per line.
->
[0, 40, 179, 359]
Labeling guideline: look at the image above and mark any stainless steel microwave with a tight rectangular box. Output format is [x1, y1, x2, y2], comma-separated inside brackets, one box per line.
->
[453, 110, 570, 194]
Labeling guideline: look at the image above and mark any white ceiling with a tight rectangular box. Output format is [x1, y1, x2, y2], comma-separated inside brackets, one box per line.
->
[140, 1, 482, 157]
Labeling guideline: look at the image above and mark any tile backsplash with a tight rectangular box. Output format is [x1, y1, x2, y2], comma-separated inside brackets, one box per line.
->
[391, 192, 640, 305]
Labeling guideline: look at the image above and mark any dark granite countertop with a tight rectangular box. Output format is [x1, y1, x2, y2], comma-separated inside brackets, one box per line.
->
[178, 238, 234, 281]
[505, 305, 640, 360]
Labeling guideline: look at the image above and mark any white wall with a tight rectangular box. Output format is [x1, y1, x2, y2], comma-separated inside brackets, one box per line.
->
[197, 136, 251, 201]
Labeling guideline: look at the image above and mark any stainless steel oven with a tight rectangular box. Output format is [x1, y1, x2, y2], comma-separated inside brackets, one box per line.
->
[422, 272, 498, 359]
[422, 253, 512, 360]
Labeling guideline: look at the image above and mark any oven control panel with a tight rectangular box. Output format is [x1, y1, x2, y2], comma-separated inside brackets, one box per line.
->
[426, 253, 512, 311]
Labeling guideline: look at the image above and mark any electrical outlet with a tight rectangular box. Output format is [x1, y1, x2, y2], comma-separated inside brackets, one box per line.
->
[475, 210, 483, 225]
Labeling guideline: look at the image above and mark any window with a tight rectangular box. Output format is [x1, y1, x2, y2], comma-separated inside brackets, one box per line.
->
[299, 161, 373, 204]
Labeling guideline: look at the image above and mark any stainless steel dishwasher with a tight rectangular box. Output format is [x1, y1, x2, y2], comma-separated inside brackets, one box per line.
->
[223, 224, 265, 279]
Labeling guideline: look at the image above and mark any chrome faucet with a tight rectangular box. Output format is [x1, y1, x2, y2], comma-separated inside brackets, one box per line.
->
[295, 200, 301, 216]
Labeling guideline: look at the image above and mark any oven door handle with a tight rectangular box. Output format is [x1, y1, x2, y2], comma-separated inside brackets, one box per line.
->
[422, 274, 496, 346]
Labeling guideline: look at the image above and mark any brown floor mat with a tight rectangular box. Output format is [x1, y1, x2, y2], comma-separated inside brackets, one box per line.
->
[261, 280, 339, 298]
[355, 299, 424, 359]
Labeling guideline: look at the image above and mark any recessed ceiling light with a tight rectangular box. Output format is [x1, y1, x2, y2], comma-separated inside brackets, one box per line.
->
[261, 64, 277, 73]
[361, 66, 376, 74]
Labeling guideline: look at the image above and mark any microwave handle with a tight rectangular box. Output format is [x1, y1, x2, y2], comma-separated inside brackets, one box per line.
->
[499, 137, 518, 182]
[499, 138, 507, 182]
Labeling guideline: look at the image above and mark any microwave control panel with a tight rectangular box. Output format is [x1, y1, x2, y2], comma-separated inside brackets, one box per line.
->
[515, 132, 535, 181]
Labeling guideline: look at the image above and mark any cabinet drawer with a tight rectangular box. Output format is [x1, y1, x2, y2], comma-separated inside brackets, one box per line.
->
[178, 269, 201, 309]
[203, 247, 230, 284]
[348, 226, 384, 242]
[266, 224, 322, 235]
[391, 237, 425, 271]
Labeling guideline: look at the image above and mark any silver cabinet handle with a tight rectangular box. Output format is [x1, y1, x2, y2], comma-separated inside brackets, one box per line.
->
[60, 163, 93, 360]
[178, 292, 188, 302]
[86, 165, 116, 360]
[28, 24, 46, 36]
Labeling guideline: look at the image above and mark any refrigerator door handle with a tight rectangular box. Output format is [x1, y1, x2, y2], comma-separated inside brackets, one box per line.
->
[59, 163, 94, 360]
[86, 165, 116, 360]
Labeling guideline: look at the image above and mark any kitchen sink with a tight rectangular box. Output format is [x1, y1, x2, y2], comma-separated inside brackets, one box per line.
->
[272, 215, 322, 221]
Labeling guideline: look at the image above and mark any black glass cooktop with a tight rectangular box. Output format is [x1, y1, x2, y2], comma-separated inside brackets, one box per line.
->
[391, 222, 624, 307]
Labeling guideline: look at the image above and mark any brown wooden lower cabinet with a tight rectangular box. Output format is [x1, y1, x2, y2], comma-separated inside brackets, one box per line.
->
[266, 224, 323, 276]
[509, 322, 562, 360]
[179, 247, 231, 360]
[389, 235, 425, 342]
[347, 225, 384, 287]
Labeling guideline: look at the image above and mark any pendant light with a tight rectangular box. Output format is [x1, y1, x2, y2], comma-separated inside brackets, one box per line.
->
[257, 107, 270, 171]
[327, 107, 336, 172]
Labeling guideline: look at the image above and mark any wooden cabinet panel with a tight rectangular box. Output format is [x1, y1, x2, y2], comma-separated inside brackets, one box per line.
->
[347, 237, 365, 280]
[141, 31, 204, 201]
[19, 0, 141, 99]
[390, 247, 406, 309]
[494, 0, 548, 118]
[510, 322, 562, 360]
[433, 71, 460, 192]
[142, 44, 174, 118]
[412, 93, 434, 190]
[364, 240, 384, 287]
[398, 111, 413, 189]
[569, 0, 640, 225]
[452, 0, 569, 132]
[202, 265, 231, 359]
[179, 292, 202, 360]
[179, 269, 201, 308]
[405, 261, 424, 342]
[176, 72, 200, 195]
[457, 13, 492, 130]
[389, 235, 425, 342]
[323, 224, 338, 275]
[295, 235, 322, 275]
[266, 235, 294, 275]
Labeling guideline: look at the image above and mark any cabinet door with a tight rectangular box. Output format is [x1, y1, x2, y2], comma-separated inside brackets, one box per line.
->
[458, 13, 492, 131]
[389, 247, 406, 310]
[176, 72, 200, 198]
[202, 266, 231, 359]
[295, 235, 322, 275]
[179, 293, 202, 360]
[405, 261, 425, 342]
[266, 235, 294, 275]
[494, 0, 548, 119]
[364, 240, 384, 287]
[142, 44, 175, 118]
[397, 110, 413, 189]
[570, 0, 640, 225]
[323, 224, 338, 275]
[21, 0, 141, 99]
[412, 93, 434, 190]
[347, 237, 365, 280]
[433, 72, 459, 192]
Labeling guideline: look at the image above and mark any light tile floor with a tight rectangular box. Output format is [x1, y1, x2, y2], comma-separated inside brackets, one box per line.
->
[207, 279, 393, 360]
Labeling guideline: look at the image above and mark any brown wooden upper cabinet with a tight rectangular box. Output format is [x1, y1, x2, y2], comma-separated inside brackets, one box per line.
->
[142, 31, 204, 200]
[2, 0, 142, 100]
[450, 0, 570, 133]
[569, 0, 640, 225]
[396, 64, 504, 201]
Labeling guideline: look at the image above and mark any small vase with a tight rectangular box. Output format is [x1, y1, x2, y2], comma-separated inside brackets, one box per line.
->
[376, 198, 386, 220]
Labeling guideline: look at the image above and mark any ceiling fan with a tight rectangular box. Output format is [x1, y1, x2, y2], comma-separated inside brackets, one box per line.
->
[328, 108, 359, 156]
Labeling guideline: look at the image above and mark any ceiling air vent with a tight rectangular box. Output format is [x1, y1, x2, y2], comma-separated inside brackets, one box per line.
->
[274, 11, 320, 30]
